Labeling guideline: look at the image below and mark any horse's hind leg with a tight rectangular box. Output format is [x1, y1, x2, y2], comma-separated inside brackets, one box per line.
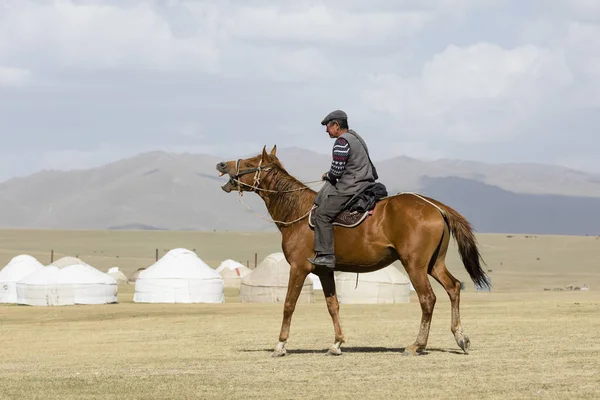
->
[403, 260, 437, 356]
[318, 268, 344, 355]
[272, 264, 309, 357]
[430, 260, 470, 354]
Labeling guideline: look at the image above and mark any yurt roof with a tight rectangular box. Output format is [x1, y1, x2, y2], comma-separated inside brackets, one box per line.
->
[139, 248, 221, 280]
[0, 254, 45, 282]
[242, 252, 311, 287]
[263, 252, 286, 263]
[6, 254, 39, 265]
[336, 265, 410, 284]
[50, 256, 88, 268]
[18, 264, 117, 286]
[216, 259, 249, 273]
[107, 267, 128, 282]
[161, 248, 194, 261]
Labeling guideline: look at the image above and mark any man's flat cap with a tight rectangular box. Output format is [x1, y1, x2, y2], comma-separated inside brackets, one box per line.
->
[321, 110, 348, 125]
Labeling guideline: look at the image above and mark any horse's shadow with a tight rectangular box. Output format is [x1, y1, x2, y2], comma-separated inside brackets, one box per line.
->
[240, 346, 465, 356]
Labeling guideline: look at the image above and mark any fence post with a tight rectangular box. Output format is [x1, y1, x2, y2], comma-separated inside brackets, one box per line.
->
[50, 249, 54, 264]
[254, 252, 257, 268]
[155, 248, 158, 261]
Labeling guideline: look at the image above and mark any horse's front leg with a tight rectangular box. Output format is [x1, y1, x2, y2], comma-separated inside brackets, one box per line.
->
[272, 264, 309, 357]
[318, 268, 345, 355]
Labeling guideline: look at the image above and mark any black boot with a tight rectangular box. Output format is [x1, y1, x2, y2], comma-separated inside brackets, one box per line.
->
[307, 254, 336, 269]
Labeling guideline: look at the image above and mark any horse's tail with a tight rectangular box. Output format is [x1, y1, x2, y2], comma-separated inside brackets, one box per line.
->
[437, 202, 491, 290]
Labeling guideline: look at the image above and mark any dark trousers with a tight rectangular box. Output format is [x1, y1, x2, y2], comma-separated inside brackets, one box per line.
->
[313, 194, 352, 255]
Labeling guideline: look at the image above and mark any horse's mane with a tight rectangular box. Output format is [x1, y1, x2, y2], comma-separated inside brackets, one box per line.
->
[266, 157, 317, 223]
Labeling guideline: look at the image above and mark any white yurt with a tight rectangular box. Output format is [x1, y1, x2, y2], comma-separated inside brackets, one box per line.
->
[0, 255, 45, 303]
[16, 259, 118, 306]
[240, 252, 314, 303]
[134, 248, 224, 303]
[335, 264, 411, 304]
[216, 259, 251, 288]
[107, 267, 128, 284]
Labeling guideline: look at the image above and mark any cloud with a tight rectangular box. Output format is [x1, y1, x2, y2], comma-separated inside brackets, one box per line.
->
[1, 0, 600, 180]
[563, 22, 600, 81]
[561, 0, 600, 23]
[218, 5, 433, 45]
[0, 1, 220, 72]
[421, 44, 571, 100]
[0, 67, 31, 86]
[229, 46, 337, 82]
[361, 42, 573, 143]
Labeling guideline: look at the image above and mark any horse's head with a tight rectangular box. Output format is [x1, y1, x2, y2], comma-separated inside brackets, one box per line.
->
[216, 145, 279, 193]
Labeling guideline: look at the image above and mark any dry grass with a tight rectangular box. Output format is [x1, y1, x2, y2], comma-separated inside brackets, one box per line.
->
[1, 229, 600, 399]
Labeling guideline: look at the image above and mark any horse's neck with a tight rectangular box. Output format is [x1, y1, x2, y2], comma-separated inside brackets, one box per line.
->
[261, 174, 316, 227]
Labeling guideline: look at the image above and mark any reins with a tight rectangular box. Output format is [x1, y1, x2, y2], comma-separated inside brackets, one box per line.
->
[228, 159, 322, 226]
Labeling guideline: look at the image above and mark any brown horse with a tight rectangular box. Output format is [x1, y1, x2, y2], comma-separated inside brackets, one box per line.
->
[216, 145, 490, 357]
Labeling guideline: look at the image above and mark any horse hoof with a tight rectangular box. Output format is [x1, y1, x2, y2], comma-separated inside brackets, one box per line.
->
[458, 336, 470, 354]
[272, 341, 287, 357]
[402, 346, 421, 356]
[271, 349, 287, 357]
[326, 347, 342, 356]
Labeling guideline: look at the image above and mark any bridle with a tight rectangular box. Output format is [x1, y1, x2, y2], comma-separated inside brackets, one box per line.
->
[225, 158, 323, 226]
[228, 158, 274, 193]
[228, 158, 322, 194]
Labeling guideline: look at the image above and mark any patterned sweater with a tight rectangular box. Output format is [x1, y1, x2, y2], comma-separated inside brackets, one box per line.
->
[325, 137, 350, 184]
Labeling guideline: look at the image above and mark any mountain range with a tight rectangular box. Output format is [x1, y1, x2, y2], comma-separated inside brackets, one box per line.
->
[1, 147, 600, 235]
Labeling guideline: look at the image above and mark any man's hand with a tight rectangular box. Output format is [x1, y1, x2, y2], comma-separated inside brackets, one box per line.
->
[322, 172, 328, 181]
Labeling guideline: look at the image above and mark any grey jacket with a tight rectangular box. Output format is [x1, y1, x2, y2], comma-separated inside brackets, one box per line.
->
[314, 130, 377, 205]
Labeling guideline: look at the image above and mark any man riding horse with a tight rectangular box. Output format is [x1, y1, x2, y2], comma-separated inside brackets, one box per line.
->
[216, 114, 489, 356]
[308, 110, 379, 269]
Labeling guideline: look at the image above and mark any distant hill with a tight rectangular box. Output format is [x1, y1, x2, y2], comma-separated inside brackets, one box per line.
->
[419, 176, 600, 236]
[1, 147, 600, 234]
[377, 156, 600, 198]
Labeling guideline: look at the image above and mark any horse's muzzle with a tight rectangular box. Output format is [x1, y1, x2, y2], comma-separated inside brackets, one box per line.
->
[221, 180, 235, 193]
[216, 162, 229, 175]
[216, 162, 235, 192]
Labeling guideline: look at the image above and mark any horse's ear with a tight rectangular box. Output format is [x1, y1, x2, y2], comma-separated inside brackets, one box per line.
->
[270, 145, 277, 156]
[261, 145, 269, 163]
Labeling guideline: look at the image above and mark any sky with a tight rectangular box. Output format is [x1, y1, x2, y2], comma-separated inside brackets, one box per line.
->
[1, 0, 599, 182]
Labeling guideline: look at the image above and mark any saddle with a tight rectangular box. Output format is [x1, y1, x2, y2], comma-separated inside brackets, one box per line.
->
[308, 182, 388, 229]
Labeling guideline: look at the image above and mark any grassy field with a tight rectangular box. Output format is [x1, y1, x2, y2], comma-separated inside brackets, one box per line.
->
[1, 229, 599, 399]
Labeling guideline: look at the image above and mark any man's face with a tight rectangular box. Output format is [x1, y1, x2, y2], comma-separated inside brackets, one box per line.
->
[326, 121, 341, 138]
